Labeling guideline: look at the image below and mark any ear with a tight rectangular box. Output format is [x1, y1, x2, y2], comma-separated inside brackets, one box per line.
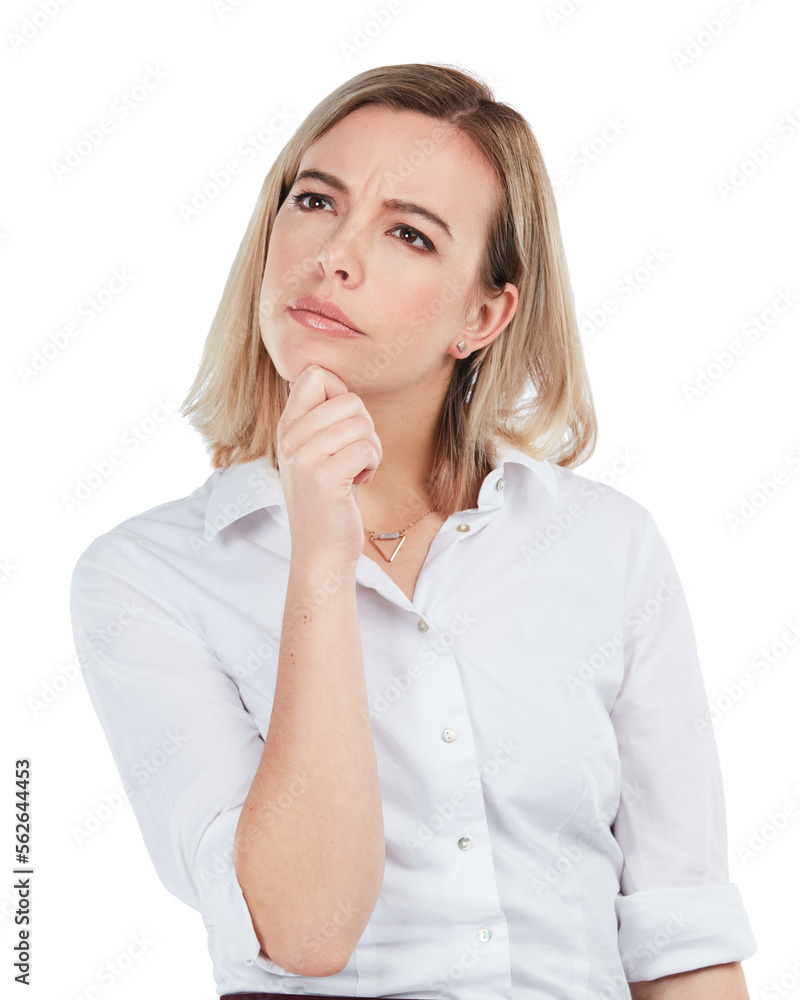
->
[449, 282, 519, 359]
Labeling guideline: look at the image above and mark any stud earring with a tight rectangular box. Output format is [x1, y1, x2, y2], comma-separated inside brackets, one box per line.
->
[457, 340, 468, 354]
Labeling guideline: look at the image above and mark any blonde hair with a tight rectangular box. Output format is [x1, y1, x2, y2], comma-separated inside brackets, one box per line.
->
[180, 62, 597, 519]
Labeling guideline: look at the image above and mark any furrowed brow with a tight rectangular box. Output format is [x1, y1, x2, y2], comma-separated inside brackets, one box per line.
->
[293, 168, 454, 243]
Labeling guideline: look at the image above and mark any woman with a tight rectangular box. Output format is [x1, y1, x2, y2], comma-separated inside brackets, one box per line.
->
[69, 63, 757, 999]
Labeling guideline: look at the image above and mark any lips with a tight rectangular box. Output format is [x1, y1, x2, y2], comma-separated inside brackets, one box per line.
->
[288, 294, 364, 334]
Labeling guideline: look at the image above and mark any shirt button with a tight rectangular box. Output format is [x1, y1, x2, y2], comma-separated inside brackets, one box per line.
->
[441, 728, 457, 743]
[456, 523, 470, 532]
[496, 477, 506, 491]
[245, 959, 253, 966]
[417, 619, 429, 632]
[457, 837, 472, 851]
[478, 927, 492, 942]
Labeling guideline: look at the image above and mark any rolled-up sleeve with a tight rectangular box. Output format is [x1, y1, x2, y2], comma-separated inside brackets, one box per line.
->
[610, 510, 757, 982]
[69, 532, 299, 978]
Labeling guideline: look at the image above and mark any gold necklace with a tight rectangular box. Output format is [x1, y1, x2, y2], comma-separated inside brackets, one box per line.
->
[364, 508, 437, 563]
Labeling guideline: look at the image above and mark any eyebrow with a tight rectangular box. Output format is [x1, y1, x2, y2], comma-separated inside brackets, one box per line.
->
[293, 168, 454, 243]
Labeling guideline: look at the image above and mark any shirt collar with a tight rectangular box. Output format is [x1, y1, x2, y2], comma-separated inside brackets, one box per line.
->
[203, 443, 557, 543]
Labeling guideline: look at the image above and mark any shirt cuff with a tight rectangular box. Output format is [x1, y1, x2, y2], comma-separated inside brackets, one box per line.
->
[193, 805, 301, 977]
[616, 882, 757, 982]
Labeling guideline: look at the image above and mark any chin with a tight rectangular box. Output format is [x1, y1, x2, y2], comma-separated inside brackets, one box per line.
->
[281, 343, 345, 379]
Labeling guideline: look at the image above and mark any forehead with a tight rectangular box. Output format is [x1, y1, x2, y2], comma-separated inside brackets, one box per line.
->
[297, 105, 499, 244]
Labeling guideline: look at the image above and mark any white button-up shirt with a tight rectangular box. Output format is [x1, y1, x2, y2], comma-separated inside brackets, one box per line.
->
[69, 445, 757, 999]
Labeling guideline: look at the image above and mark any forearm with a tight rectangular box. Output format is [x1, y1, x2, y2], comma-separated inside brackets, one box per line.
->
[234, 556, 385, 976]
[629, 961, 750, 999]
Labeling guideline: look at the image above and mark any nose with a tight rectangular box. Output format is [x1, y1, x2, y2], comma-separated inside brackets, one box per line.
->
[317, 216, 365, 283]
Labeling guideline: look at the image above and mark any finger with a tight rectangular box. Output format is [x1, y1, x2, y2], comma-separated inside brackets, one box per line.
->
[326, 440, 380, 486]
[282, 365, 348, 421]
[288, 414, 379, 469]
[286, 391, 375, 445]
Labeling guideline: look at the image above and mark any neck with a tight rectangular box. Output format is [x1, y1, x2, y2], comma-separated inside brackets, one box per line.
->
[355, 387, 442, 525]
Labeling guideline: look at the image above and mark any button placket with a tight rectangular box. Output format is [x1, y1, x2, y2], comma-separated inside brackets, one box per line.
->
[411, 609, 502, 973]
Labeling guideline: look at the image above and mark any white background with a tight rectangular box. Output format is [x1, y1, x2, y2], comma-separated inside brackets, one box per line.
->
[3, 0, 798, 997]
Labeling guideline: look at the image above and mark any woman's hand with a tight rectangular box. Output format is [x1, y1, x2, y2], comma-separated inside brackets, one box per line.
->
[277, 364, 382, 567]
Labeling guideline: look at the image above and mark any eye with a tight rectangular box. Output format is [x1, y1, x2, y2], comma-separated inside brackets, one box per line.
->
[289, 190, 436, 254]
[388, 225, 435, 253]
[290, 191, 334, 213]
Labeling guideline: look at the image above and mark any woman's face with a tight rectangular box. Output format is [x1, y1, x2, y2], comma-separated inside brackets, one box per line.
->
[259, 104, 515, 398]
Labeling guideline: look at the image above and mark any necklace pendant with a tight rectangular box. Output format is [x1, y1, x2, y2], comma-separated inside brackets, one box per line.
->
[369, 531, 406, 563]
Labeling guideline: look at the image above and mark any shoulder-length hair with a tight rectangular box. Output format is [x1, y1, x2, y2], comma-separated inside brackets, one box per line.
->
[180, 62, 597, 518]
